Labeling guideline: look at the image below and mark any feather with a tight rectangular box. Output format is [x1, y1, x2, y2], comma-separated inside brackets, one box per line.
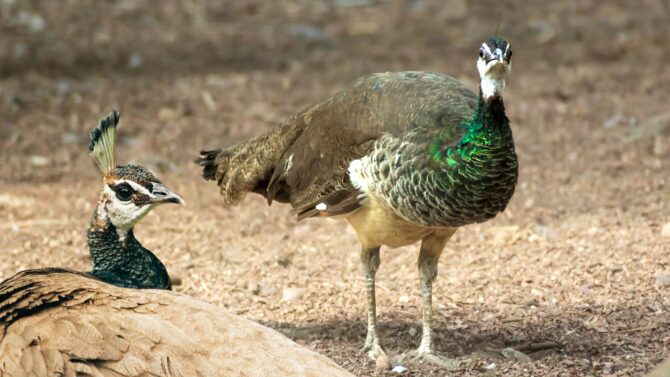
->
[198, 72, 481, 220]
[0, 269, 353, 377]
[195, 149, 221, 181]
[89, 110, 120, 175]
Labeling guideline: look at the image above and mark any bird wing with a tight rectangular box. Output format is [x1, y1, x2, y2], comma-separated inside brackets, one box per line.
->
[265, 72, 477, 219]
[0, 269, 352, 377]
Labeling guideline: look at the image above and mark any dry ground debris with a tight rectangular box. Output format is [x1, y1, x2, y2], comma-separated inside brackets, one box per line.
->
[1, 1, 669, 375]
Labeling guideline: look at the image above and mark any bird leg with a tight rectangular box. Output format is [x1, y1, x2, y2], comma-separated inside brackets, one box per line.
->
[360, 246, 386, 360]
[410, 230, 458, 369]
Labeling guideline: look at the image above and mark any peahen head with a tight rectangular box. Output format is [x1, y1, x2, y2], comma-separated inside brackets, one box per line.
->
[477, 37, 512, 100]
[85, 110, 183, 289]
[88, 111, 184, 235]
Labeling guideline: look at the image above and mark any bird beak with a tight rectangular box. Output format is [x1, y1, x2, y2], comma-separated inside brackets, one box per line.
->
[150, 183, 186, 206]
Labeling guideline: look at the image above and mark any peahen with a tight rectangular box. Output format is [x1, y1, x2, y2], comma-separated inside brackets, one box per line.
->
[197, 37, 518, 367]
[0, 111, 352, 377]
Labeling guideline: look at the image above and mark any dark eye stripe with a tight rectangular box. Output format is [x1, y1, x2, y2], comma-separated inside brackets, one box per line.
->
[132, 193, 152, 206]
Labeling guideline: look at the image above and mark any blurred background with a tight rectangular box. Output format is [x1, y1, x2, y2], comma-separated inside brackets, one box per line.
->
[1, 1, 669, 375]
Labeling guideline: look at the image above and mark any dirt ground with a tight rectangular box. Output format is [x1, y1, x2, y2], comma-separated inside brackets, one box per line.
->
[2, 1, 670, 376]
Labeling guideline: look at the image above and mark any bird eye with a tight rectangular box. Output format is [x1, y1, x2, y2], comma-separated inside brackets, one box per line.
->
[479, 48, 485, 58]
[113, 183, 134, 201]
[507, 50, 513, 60]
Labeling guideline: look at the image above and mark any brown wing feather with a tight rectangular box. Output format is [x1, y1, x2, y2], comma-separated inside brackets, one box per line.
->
[0, 269, 352, 377]
[266, 71, 477, 218]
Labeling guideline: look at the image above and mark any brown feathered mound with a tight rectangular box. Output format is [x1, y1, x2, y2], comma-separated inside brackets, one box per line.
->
[647, 358, 670, 377]
[0, 269, 352, 377]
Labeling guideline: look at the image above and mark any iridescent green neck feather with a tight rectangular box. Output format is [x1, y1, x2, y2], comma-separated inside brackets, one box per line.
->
[430, 95, 511, 170]
[87, 208, 171, 290]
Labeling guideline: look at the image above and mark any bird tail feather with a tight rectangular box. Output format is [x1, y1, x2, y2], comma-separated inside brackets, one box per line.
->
[196, 122, 303, 205]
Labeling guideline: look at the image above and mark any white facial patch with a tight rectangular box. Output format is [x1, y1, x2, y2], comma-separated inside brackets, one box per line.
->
[116, 179, 152, 196]
[477, 58, 509, 99]
[102, 181, 156, 237]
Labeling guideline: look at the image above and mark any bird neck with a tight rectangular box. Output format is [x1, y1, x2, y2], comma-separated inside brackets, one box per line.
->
[430, 92, 511, 167]
[474, 89, 508, 129]
[87, 206, 171, 290]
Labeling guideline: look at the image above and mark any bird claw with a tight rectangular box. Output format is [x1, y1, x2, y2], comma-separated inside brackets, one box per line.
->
[408, 348, 459, 370]
[362, 340, 388, 360]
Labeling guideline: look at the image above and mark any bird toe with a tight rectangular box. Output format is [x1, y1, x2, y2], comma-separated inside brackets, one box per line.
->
[361, 342, 388, 361]
[408, 349, 459, 370]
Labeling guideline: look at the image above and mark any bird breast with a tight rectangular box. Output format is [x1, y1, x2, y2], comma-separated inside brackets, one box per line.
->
[348, 133, 518, 229]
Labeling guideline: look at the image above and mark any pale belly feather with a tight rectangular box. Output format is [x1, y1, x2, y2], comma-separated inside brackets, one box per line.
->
[345, 196, 435, 249]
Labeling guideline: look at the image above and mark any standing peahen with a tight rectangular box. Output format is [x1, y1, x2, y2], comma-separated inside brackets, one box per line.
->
[197, 37, 518, 367]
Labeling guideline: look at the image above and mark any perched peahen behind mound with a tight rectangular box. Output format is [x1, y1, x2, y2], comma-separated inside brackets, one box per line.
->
[198, 37, 518, 367]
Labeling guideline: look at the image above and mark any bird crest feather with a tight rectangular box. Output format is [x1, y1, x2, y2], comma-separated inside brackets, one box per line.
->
[88, 110, 119, 175]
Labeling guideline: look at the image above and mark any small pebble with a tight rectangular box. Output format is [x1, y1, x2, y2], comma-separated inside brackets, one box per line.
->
[656, 271, 670, 288]
[282, 287, 306, 302]
[603, 114, 624, 129]
[375, 355, 391, 371]
[391, 365, 407, 373]
[661, 223, 670, 238]
[30, 155, 50, 167]
[56, 80, 70, 94]
[128, 53, 142, 69]
[408, 327, 417, 337]
[29, 15, 45, 32]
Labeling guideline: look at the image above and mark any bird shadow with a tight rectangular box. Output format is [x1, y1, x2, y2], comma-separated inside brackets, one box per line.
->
[258, 306, 647, 366]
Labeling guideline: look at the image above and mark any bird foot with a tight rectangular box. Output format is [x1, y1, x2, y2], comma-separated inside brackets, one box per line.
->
[408, 348, 459, 370]
[362, 339, 388, 361]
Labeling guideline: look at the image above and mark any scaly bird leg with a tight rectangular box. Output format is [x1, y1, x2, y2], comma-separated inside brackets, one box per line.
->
[360, 246, 387, 360]
[411, 229, 458, 369]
